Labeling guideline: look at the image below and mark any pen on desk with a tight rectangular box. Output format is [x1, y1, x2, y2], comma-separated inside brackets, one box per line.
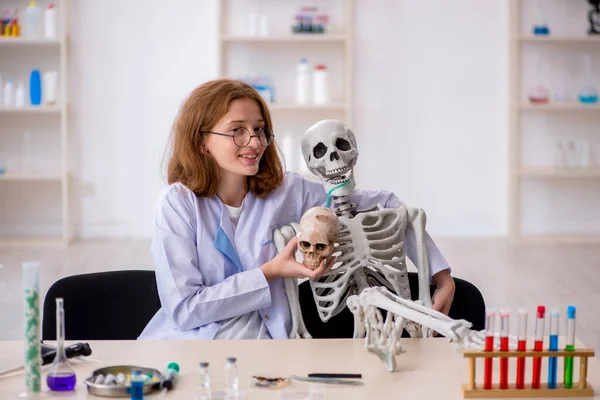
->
[532, 305, 545, 389]
[499, 309, 510, 390]
[484, 308, 495, 390]
[308, 373, 362, 379]
[516, 308, 527, 389]
[564, 305, 576, 389]
[291, 375, 364, 386]
[548, 308, 559, 389]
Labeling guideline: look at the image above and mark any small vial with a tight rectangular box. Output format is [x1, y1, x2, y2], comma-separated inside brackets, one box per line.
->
[198, 362, 211, 399]
[130, 369, 144, 400]
[225, 357, 239, 395]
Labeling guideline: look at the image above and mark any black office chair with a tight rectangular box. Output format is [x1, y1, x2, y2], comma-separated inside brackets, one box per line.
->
[299, 272, 485, 339]
[42, 270, 161, 341]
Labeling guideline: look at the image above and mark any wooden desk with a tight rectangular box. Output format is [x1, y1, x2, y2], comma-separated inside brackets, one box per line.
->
[0, 338, 598, 399]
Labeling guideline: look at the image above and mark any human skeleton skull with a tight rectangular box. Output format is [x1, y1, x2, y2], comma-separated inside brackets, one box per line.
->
[301, 120, 359, 197]
[298, 207, 339, 269]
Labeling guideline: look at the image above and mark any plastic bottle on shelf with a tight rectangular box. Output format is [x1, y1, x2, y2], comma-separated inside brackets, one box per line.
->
[296, 58, 310, 105]
[30, 69, 42, 106]
[313, 64, 329, 104]
[3, 79, 14, 107]
[25, 1, 41, 38]
[15, 81, 25, 107]
[44, 3, 57, 39]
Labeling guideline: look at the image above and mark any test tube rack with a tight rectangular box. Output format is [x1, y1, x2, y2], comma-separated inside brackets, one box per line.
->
[462, 348, 595, 398]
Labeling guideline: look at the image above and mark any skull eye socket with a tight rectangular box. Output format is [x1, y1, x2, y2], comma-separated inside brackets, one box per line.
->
[299, 241, 311, 249]
[313, 142, 327, 159]
[315, 243, 327, 251]
[335, 138, 351, 151]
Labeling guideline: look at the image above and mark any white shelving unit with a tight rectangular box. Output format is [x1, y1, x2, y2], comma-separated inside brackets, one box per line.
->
[218, 0, 354, 180]
[0, 0, 70, 247]
[508, 0, 600, 244]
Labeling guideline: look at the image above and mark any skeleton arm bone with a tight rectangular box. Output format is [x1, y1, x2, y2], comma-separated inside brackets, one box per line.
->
[273, 223, 313, 339]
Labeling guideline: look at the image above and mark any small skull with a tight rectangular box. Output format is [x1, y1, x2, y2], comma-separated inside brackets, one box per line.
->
[298, 207, 339, 270]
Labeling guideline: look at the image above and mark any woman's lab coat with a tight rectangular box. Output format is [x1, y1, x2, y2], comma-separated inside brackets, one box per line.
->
[138, 172, 449, 340]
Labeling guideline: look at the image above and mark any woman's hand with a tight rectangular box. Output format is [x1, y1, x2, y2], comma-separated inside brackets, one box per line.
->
[431, 269, 455, 316]
[261, 236, 336, 282]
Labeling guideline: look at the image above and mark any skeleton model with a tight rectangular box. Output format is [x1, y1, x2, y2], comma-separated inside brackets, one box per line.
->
[273, 120, 494, 372]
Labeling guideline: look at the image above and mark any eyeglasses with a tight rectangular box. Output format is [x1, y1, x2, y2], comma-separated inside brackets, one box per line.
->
[201, 126, 274, 148]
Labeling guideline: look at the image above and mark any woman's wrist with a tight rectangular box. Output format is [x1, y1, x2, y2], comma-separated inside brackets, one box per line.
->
[432, 269, 453, 289]
[260, 261, 276, 283]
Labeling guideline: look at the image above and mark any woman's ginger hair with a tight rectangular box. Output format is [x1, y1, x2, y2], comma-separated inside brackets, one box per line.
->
[165, 79, 284, 198]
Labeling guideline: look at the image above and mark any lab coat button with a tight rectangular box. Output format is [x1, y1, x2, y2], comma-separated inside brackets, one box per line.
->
[265, 314, 270, 320]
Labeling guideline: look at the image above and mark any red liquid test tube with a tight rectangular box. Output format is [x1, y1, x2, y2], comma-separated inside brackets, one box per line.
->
[532, 306, 545, 389]
[484, 309, 496, 390]
[500, 310, 510, 389]
[516, 308, 527, 389]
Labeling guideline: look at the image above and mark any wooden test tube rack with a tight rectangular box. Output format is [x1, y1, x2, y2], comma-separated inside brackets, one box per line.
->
[462, 348, 595, 398]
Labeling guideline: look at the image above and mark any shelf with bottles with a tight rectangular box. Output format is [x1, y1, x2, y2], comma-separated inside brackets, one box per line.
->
[523, 51, 600, 109]
[519, 137, 598, 179]
[0, 104, 61, 113]
[517, 35, 600, 43]
[222, 34, 347, 43]
[0, 1, 59, 39]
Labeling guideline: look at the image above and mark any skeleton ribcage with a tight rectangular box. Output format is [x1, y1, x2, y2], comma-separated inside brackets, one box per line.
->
[310, 205, 411, 322]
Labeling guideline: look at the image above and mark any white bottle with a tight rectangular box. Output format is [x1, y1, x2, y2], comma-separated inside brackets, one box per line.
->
[258, 14, 268, 36]
[25, 1, 42, 38]
[313, 64, 329, 104]
[248, 8, 258, 36]
[296, 58, 310, 105]
[44, 3, 57, 39]
[224, 357, 239, 395]
[198, 362, 211, 400]
[15, 81, 26, 107]
[3, 80, 14, 107]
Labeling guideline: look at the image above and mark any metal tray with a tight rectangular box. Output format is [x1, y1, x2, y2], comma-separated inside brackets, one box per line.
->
[84, 365, 163, 398]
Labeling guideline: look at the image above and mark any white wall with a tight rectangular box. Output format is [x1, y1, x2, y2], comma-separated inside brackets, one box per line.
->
[69, 0, 221, 238]
[17, 0, 594, 239]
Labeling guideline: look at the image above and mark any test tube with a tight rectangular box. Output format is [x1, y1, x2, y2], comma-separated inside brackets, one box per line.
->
[564, 305, 576, 388]
[484, 308, 495, 390]
[532, 305, 545, 389]
[500, 309, 510, 389]
[548, 308, 560, 389]
[516, 308, 527, 389]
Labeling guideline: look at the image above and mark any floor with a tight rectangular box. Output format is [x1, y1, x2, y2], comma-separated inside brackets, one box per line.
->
[1, 238, 599, 354]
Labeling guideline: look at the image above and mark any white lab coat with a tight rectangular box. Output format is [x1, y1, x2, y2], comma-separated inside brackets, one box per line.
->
[138, 172, 449, 340]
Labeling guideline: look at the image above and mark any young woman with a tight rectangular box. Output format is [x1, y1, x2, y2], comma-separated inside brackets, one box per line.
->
[139, 79, 455, 340]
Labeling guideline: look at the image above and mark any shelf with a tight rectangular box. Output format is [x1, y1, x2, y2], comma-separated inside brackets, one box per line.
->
[222, 34, 347, 43]
[0, 171, 63, 181]
[0, 37, 63, 46]
[269, 102, 346, 111]
[0, 106, 62, 114]
[517, 35, 600, 43]
[0, 237, 65, 248]
[515, 234, 600, 245]
[519, 102, 600, 111]
[519, 166, 600, 179]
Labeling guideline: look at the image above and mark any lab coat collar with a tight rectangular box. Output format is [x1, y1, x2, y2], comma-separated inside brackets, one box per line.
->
[212, 193, 254, 275]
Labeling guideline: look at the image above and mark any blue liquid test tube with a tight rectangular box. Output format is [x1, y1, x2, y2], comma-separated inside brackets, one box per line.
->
[548, 308, 559, 389]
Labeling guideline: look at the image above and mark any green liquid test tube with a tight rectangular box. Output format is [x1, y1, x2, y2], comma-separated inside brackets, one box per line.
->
[564, 306, 576, 389]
